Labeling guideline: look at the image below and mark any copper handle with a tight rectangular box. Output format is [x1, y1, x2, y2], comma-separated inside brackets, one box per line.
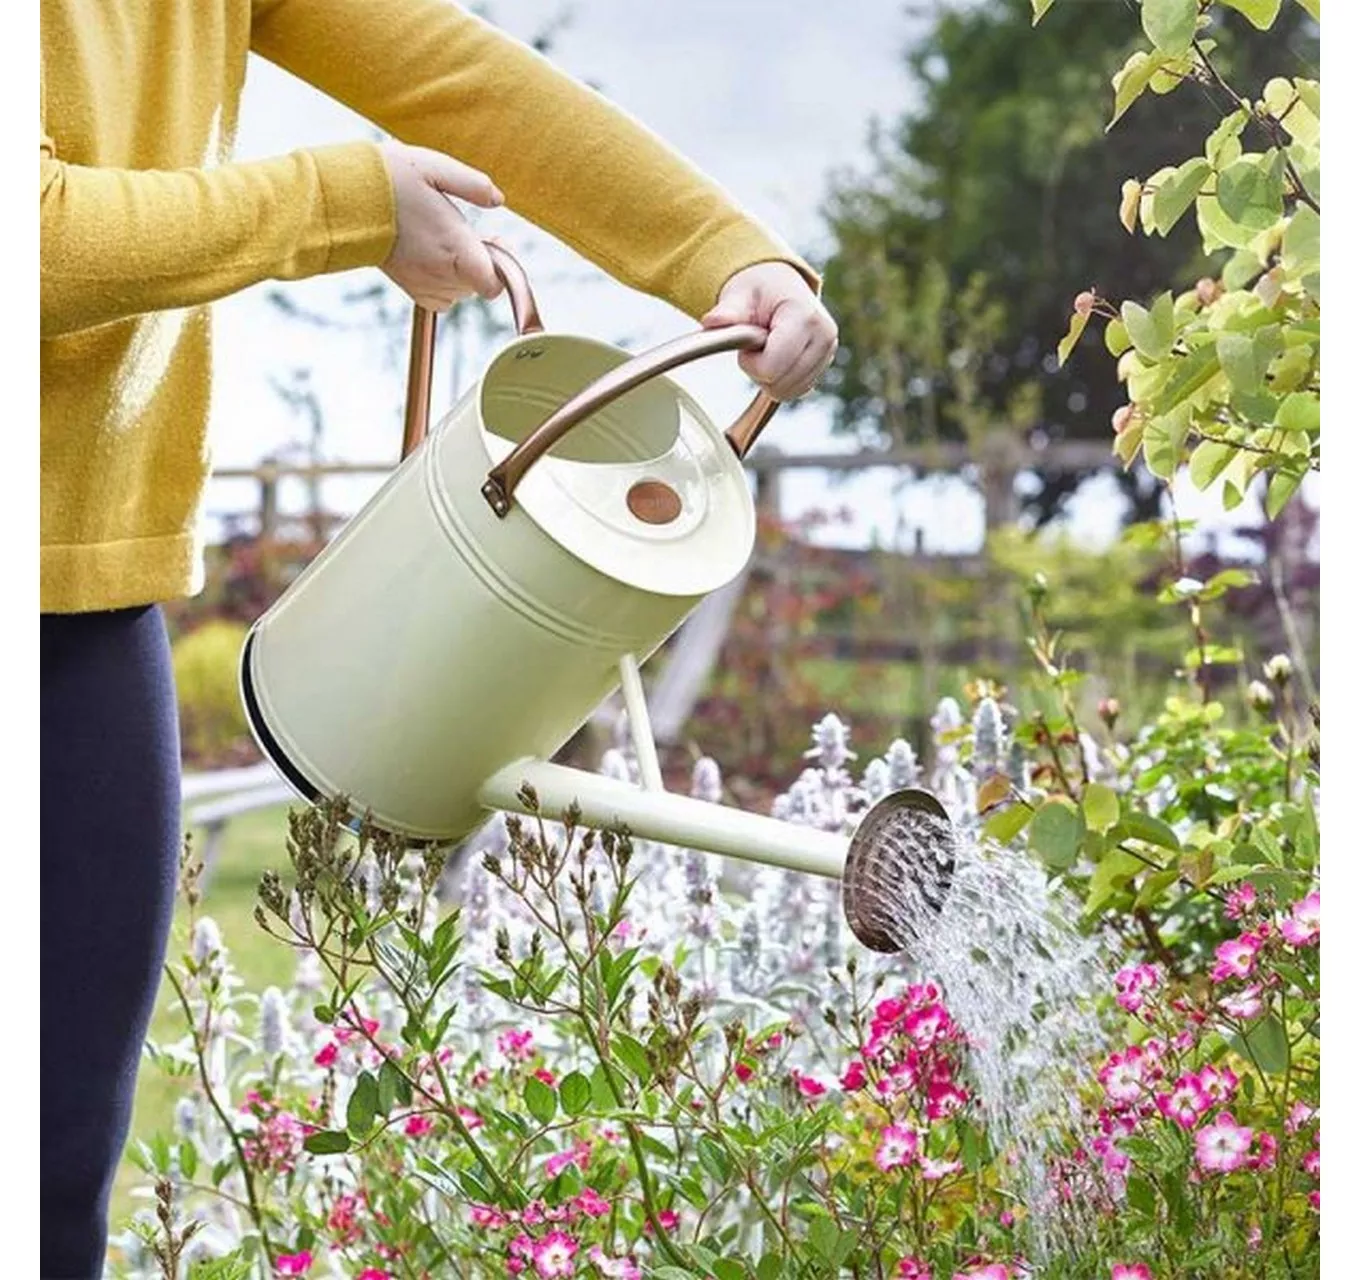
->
[481, 325, 779, 517]
[400, 241, 544, 460]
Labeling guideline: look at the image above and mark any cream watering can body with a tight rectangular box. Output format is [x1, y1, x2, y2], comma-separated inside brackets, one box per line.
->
[241, 243, 957, 954]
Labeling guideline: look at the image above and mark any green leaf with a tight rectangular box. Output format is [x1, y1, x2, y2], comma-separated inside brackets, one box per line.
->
[1277, 391, 1320, 434]
[1110, 51, 1167, 127]
[1266, 469, 1304, 519]
[1235, 1013, 1289, 1074]
[1127, 1174, 1158, 1216]
[1143, 403, 1192, 479]
[697, 1136, 731, 1183]
[1032, 0, 1057, 21]
[378, 1058, 410, 1114]
[1218, 154, 1286, 230]
[1294, 0, 1319, 16]
[1253, 824, 1285, 867]
[1057, 308, 1089, 368]
[1105, 319, 1132, 356]
[1197, 193, 1263, 250]
[1189, 440, 1235, 490]
[559, 1071, 591, 1117]
[1218, 0, 1284, 26]
[1282, 206, 1321, 277]
[615, 1034, 653, 1085]
[1217, 331, 1274, 396]
[809, 1216, 842, 1262]
[1137, 166, 1174, 235]
[1119, 179, 1143, 233]
[178, 1140, 198, 1181]
[1152, 158, 1211, 234]
[1113, 415, 1145, 467]
[1082, 784, 1121, 834]
[524, 1076, 557, 1126]
[303, 1129, 352, 1155]
[1121, 293, 1175, 361]
[1084, 849, 1144, 916]
[1264, 77, 1320, 146]
[983, 803, 1033, 845]
[188, 1257, 254, 1280]
[1116, 810, 1181, 851]
[590, 1060, 626, 1110]
[1150, 342, 1221, 415]
[346, 1071, 379, 1138]
[1205, 108, 1250, 168]
[1135, 867, 1182, 907]
[1203, 567, 1258, 596]
[1142, 0, 1197, 54]
[757, 1256, 783, 1280]
[1029, 799, 1086, 871]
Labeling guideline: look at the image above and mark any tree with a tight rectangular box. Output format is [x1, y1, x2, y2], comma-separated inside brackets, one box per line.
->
[818, 0, 1317, 524]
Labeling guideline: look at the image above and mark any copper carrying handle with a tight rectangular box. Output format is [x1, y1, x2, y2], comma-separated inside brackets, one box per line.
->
[401, 240, 545, 460]
[481, 325, 779, 518]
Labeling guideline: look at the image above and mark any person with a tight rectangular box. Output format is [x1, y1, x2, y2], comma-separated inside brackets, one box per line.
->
[40, 0, 837, 1272]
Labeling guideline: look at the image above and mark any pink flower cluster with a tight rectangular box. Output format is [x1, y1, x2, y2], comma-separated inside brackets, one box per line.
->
[498, 1226, 649, 1277]
[830, 985, 975, 1194]
[1091, 1014, 1286, 1178]
[1050, 880, 1321, 1234]
[849, 985, 972, 1122]
[894, 1259, 1021, 1279]
[1113, 964, 1160, 1015]
[238, 1091, 312, 1175]
[1209, 888, 1319, 983]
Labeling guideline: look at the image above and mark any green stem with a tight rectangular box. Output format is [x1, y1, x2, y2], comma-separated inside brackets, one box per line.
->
[165, 967, 276, 1267]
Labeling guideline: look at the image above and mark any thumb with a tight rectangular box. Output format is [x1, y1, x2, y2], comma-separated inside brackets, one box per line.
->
[701, 301, 749, 329]
[422, 149, 505, 209]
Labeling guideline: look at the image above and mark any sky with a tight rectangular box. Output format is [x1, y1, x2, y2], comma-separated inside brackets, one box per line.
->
[205, 0, 1309, 556]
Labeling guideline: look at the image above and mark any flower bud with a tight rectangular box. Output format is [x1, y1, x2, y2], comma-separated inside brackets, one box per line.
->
[1111, 404, 1135, 435]
[1195, 277, 1222, 306]
[1264, 653, 1293, 685]
[1073, 290, 1096, 318]
[1247, 680, 1275, 713]
[1097, 697, 1120, 729]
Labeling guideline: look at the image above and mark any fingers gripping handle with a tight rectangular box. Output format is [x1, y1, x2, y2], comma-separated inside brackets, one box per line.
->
[401, 241, 544, 460]
[398, 238, 783, 490]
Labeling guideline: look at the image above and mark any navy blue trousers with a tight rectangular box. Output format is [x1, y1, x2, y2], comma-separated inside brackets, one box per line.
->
[42, 606, 181, 1278]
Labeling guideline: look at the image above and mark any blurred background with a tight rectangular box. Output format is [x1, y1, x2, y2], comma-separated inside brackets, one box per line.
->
[173, 0, 1320, 803]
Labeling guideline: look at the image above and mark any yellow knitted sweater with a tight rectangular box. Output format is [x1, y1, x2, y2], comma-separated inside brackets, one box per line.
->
[41, 0, 813, 613]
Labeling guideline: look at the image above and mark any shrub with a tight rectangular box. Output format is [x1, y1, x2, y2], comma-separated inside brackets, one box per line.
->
[173, 621, 252, 767]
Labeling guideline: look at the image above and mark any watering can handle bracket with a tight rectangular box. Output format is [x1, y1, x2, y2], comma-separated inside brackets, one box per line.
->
[401, 240, 545, 460]
[480, 326, 780, 518]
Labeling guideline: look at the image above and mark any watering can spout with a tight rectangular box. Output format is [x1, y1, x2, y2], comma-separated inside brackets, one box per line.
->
[476, 758, 850, 880]
[476, 759, 960, 956]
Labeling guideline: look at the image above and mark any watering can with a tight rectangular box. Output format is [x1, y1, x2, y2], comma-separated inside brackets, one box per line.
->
[239, 241, 956, 953]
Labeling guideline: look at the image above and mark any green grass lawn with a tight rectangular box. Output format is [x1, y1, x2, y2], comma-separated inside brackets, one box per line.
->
[110, 804, 299, 1234]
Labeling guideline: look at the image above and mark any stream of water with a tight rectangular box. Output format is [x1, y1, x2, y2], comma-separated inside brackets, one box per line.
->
[852, 803, 1115, 1258]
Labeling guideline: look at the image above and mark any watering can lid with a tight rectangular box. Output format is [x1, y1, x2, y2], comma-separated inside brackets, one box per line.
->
[478, 334, 758, 599]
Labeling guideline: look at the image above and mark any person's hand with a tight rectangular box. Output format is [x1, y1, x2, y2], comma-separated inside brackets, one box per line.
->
[700, 261, 838, 402]
[378, 142, 506, 310]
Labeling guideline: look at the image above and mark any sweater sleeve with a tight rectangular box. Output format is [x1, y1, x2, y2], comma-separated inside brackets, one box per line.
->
[40, 124, 397, 339]
[248, 0, 819, 321]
